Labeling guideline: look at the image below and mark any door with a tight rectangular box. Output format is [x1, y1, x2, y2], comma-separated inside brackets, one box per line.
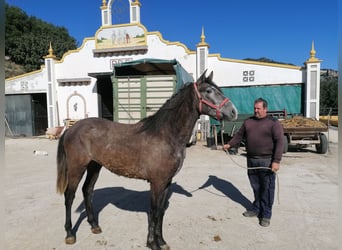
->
[97, 75, 114, 121]
[5, 93, 48, 136]
[32, 93, 48, 135]
[5, 94, 34, 136]
[113, 75, 175, 123]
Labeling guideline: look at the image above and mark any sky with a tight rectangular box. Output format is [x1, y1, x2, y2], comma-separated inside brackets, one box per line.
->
[5, 0, 338, 70]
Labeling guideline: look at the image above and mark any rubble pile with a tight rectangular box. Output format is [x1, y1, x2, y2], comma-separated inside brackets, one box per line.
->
[280, 116, 328, 129]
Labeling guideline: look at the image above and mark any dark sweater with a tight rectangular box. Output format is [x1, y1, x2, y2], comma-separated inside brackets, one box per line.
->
[228, 116, 284, 163]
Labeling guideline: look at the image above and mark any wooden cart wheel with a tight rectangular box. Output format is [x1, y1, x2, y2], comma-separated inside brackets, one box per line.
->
[315, 133, 328, 154]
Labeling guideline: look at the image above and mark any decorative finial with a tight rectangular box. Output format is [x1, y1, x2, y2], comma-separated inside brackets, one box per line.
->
[306, 40, 321, 63]
[310, 41, 316, 59]
[101, 0, 108, 10]
[131, 0, 141, 6]
[45, 42, 56, 59]
[201, 27, 205, 43]
[197, 26, 210, 48]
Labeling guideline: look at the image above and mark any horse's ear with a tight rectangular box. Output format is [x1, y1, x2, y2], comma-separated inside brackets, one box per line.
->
[207, 71, 214, 82]
[197, 69, 208, 83]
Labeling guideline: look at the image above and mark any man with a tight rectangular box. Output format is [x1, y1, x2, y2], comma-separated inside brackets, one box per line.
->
[223, 98, 284, 227]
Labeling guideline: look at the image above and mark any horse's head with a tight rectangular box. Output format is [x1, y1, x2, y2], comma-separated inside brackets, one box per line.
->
[194, 70, 238, 121]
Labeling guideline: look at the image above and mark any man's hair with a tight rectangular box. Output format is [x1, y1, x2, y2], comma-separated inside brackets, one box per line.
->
[254, 97, 268, 108]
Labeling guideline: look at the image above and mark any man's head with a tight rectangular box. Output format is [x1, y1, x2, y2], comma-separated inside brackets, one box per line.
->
[254, 98, 268, 119]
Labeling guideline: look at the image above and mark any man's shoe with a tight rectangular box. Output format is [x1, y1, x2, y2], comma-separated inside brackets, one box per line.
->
[259, 218, 271, 227]
[242, 210, 258, 217]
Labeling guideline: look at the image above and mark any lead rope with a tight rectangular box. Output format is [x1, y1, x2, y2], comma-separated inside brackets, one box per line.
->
[223, 148, 281, 205]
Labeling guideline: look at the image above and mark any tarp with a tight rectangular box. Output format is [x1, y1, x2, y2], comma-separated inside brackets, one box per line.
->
[112, 58, 194, 91]
[211, 84, 304, 130]
[222, 84, 303, 115]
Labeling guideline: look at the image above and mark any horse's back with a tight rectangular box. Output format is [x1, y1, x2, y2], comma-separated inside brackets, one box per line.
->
[62, 117, 182, 180]
[63, 118, 144, 173]
[65, 117, 133, 139]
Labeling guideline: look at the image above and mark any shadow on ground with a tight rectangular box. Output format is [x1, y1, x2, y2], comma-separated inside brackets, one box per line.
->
[71, 182, 192, 234]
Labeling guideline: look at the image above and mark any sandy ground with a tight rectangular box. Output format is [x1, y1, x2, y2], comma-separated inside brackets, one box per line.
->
[4, 127, 338, 250]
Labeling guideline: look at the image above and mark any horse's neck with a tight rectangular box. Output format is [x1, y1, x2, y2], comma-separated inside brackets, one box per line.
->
[139, 85, 200, 145]
[138, 86, 200, 145]
[179, 112, 199, 144]
[165, 91, 200, 144]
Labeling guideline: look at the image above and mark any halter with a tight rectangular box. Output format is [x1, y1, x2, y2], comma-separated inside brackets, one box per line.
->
[193, 82, 229, 120]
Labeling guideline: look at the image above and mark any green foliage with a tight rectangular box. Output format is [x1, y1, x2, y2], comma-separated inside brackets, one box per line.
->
[320, 74, 338, 114]
[5, 3, 78, 73]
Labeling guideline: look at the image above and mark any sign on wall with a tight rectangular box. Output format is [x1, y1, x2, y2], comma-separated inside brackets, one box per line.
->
[95, 24, 146, 49]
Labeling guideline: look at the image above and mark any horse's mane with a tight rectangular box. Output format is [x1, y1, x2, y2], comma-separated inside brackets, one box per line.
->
[137, 78, 223, 135]
[138, 82, 195, 134]
[205, 80, 223, 94]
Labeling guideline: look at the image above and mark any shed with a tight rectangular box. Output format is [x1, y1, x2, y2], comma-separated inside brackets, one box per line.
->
[111, 58, 194, 123]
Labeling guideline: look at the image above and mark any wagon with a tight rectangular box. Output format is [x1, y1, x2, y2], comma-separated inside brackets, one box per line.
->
[217, 113, 329, 154]
[281, 116, 329, 154]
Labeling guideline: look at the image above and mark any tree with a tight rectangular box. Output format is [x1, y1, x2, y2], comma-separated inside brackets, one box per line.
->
[5, 3, 78, 73]
[320, 74, 338, 115]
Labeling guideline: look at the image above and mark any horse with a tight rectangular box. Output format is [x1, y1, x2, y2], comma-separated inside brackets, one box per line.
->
[56, 70, 238, 250]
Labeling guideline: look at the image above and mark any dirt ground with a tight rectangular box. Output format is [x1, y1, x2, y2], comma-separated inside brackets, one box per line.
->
[4, 127, 338, 250]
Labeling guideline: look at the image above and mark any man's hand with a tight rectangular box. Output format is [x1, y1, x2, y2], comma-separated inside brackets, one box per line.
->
[271, 162, 280, 172]
[223, 144, 231, 151]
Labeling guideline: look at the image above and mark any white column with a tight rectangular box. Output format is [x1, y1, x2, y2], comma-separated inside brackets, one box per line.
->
[130, 0, 141, 23]
[101, 0, 112, 26]
[304, 41, 322, 120]
[196, 27, 210, 79]
[44, 44, 59, 127]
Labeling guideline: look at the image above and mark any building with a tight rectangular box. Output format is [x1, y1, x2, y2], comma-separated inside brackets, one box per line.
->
[5, 0, 321, 136]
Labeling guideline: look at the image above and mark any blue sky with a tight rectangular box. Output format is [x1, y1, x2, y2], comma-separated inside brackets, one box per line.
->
[6, 0, 338, 70]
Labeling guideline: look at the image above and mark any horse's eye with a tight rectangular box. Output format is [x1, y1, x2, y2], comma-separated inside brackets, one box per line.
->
[206, 88, 212, 94]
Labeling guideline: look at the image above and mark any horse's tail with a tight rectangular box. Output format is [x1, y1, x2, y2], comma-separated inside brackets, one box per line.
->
[56, 131, 68, 194]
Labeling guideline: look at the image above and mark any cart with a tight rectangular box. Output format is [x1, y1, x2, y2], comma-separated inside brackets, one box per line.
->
[281, 116, 328, 154]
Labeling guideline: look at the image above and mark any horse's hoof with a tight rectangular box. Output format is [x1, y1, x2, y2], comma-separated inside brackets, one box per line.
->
[146, 241, 169, 250]
[160, 244, 170, 250]
[65, 236, 76, 244]
[91, 226, 102, 234]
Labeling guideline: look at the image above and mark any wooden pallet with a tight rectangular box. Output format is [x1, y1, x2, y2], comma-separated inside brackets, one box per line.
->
[45, 126, 64, 140]
[65, 119, 79, 128]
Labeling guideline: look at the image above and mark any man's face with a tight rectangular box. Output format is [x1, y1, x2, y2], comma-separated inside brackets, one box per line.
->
[254, 101, 267, 119]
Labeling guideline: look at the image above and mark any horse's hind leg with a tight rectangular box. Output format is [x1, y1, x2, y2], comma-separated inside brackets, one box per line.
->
[64, 166, 87, 244]
[64, 186, 79, 244]
[82, 161, 102, 234]
[64, 187, 76, 244]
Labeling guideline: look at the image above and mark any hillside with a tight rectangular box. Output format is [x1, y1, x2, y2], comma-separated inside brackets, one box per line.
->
[5, 3, 77, 78]
[5, 57, 27, 78]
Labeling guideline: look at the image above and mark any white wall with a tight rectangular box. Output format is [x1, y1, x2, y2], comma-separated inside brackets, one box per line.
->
[5, 24, 309, 128]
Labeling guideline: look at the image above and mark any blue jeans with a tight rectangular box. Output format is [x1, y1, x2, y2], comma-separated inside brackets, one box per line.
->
[247, 158, 276, 219]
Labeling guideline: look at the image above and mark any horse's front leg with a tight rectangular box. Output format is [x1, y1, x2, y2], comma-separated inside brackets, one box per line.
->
[155, 184, 171, 249]
[147, 182, 171, 250]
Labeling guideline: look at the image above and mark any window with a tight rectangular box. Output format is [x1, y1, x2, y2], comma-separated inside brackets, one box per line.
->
[242, 70, 255, 82]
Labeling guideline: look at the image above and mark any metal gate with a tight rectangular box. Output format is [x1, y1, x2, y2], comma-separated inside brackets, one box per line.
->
[113, 75, 176, 123]
[5, 93, 48, 136]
